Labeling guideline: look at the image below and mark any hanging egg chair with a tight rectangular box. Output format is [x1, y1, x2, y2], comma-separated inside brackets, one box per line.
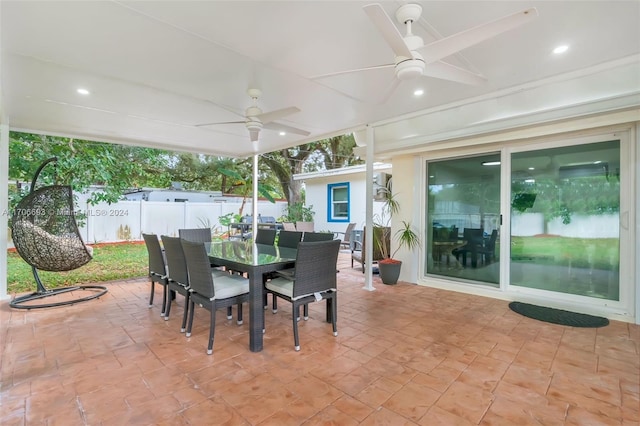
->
[10, 157, 107, 309]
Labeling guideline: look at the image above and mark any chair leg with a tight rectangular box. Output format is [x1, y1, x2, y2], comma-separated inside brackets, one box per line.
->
[272, 294, 278, 313]
[161, 285, 168, 317]
[186, 300, 196, 337]
[164, 288, 172, 321]
[237, 303, 243, 325]
[180, 293, 190, 333]
[331, 294, 338, 337]
[207, 307, 216, 355]
[292, 305, 300, 351]
[148, 281, 155, 307]
[325, 297, 331, 323]
[226, 306, 232, 320]
[303, 304, 309, 321]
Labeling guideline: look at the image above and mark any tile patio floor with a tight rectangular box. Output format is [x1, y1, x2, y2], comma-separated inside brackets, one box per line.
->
[1, 252, 639, 425]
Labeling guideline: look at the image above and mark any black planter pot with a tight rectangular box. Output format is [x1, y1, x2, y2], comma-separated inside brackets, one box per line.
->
[378, 260, 402, 285]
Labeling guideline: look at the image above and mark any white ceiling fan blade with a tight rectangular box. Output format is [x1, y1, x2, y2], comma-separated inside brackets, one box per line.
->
[423, 61, 487, 85]
[263, 121, 311, 137]
[377, 78, 401, 104]
[256, 106, 300, 124]
[418, 8, 538, 63]
[310, 63, 395, 80]
[363, 3, 413, 58]
[195, 120, 244, 127]
[250, 130, 260, 142]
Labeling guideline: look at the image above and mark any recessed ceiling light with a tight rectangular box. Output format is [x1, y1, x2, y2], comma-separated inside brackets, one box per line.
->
[279, 131, 286, 136]
[528, 167, 535, 170]
[481, 161, 501, 166]
[525, 179, 536, 183]
[553, 45, 569, 54]
[413, 89, 424, 97]
[76, 88, 90, 95]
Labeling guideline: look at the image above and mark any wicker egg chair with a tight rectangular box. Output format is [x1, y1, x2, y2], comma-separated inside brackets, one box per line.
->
[10, 157, 107, 309]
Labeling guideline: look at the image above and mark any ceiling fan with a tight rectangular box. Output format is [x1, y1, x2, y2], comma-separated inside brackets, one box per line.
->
[313, 3, 538, 100]
[196, 88, 310, 142]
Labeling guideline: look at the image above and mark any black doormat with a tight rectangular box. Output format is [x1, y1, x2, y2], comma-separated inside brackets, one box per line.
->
[509, 302, 609, 328]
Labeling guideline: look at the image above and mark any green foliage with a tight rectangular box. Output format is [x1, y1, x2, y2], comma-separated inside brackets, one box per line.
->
[8, 132, 172, 211]
[393, 221, 421, 258]
[511, 174, 619, 228]
[218, 167, 278, 203]
[280, 201, 315, 222]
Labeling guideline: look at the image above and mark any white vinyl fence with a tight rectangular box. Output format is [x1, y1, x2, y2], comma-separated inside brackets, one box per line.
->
[75, 200, 287, 244]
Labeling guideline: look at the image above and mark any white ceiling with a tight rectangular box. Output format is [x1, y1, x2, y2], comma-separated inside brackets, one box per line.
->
[2, 1, 639, 158]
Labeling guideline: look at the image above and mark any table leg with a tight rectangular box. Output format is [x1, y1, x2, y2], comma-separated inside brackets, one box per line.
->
[248, 273, 264, 352]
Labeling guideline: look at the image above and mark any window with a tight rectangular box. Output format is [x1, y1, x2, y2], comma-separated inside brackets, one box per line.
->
[327, 183, 349, 222]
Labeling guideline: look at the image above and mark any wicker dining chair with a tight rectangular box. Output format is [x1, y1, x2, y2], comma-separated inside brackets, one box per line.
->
[160, 235, 192, 331]
[295, 221, 314, 232]
[162, 235, 229, 332]
[265, 239, 341, 351]
[277, 230, 303, 249]
[142, 233, 169, 317]
[178, 228, 212, 243]
[255, 229, 277, 245]
[302, 232, 335, 242]
[180, 240, 250, 355]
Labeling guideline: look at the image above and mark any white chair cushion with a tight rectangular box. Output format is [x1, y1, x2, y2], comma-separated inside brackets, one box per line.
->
[212, 269, 229, 278]
[213, 273, 249, 300]
[266, 277, 337, 301]
[265, 277, 294, 298]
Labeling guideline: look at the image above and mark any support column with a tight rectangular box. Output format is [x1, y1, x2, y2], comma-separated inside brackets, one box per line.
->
[0, 123, 8, 300]
[363, 125, 375, 291]
[252, 154, 258, 239]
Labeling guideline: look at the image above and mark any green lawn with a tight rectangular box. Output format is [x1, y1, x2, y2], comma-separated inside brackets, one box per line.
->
[7, 242, 148, 294]
[510, 236, 619, 270]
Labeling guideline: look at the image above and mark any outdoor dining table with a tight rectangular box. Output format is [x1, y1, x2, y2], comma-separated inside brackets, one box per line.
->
[205, 240, 297, 352]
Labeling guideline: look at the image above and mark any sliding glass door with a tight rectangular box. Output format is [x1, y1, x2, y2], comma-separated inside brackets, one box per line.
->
[510, 141, 620, 300]
[426, 154, 501, 286]
[424, 137, 623, 304]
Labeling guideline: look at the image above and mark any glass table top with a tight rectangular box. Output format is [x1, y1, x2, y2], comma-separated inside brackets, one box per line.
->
[206, 241, 297, 266]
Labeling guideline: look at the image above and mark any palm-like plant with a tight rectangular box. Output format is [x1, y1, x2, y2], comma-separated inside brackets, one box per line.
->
[373, 180, 420, 263]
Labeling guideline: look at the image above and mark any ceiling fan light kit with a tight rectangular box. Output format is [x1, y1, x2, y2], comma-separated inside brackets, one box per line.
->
[396, 57, 425, 80]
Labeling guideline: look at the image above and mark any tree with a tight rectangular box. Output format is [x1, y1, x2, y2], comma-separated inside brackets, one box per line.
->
[9, 132, 172, 207]
[261, 134, 362, 205]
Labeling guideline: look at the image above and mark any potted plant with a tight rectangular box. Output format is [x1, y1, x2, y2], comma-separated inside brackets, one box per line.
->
[374, 182, 421, 285]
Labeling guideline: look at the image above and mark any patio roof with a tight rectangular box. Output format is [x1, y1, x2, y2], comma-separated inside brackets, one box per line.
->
[2, 1, 639, 157]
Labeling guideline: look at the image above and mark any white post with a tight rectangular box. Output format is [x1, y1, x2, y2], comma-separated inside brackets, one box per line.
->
[363, 125, 375, 291]
[252, 154, 258, 240]
[0, 123, 8, 300]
